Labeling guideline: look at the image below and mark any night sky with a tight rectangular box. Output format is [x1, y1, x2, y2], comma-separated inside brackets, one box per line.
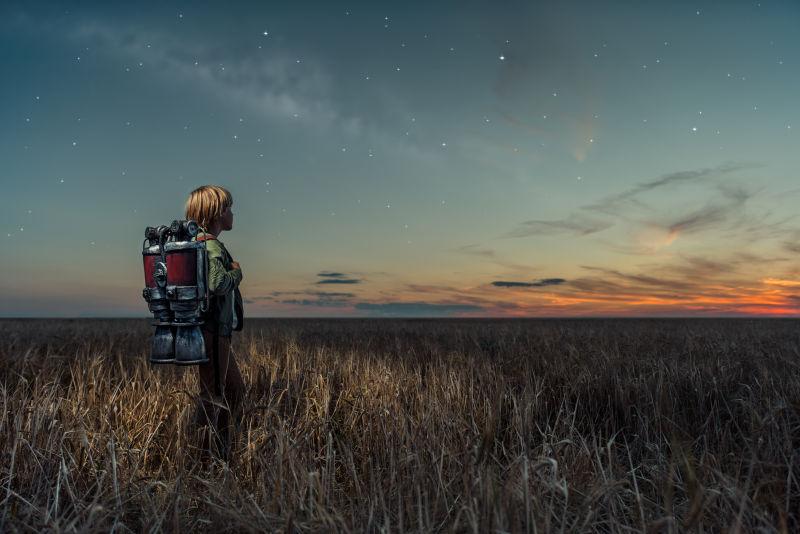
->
[2, 1, 800, 317]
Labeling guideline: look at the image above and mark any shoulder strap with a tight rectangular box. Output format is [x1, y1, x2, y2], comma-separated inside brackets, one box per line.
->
[196, 233, 217, 242]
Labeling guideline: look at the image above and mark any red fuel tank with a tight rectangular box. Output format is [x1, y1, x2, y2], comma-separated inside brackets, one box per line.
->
[166, 249, 197, 286]
[143, 253, 159, 288]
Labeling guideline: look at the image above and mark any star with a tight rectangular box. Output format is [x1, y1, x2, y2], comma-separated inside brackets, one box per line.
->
[263, 31, 269, 36]
[499, 55, 505, 61]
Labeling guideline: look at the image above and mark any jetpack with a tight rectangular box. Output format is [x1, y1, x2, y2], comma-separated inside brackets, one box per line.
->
[141, 219, 210, 365]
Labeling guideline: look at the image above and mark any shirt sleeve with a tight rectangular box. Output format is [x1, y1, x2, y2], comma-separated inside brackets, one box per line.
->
[206, 244, 242, 296]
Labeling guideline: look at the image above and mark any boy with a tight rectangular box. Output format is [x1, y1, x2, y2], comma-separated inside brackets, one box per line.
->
[184, 185, 245, 461]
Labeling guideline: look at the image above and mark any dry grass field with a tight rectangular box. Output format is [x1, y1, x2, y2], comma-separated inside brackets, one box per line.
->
[0, 318, 798, 532]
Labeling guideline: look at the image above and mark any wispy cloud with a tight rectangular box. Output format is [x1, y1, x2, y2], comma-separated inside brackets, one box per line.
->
[504, 213, 613, 238]
[660, 184, 754, 237]
[315, 272, 361, 284]
[491, 278, 566, 288]
[585, 162, 762, 214]
[504, 162, 777, 255]
[784, 241, 800, 254]
[454, 244, 496, 258]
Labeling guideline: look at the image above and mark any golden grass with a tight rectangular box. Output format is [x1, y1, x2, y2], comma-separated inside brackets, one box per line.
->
[0, 318, 798, 532]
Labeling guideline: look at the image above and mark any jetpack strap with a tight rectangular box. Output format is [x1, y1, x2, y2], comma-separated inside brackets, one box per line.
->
[196, 234, 217, 242]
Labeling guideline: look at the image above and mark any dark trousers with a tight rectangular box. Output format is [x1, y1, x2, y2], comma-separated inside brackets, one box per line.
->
[193, 328, 245, 461]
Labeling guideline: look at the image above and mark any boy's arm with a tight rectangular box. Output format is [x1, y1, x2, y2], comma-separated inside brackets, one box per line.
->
[206, 244, 242, 295]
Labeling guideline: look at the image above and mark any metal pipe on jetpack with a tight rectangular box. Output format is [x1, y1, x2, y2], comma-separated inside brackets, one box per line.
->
[142, 225, 175, 363]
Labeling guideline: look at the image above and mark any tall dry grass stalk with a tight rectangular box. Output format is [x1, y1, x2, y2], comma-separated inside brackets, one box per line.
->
[0, 318, 798, 532]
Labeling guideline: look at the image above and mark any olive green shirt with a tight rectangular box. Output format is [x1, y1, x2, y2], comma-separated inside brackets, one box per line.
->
[194, 232, 244, 336]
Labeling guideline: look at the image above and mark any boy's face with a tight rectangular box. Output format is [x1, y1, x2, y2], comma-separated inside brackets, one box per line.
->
[221, 204, 234, 231]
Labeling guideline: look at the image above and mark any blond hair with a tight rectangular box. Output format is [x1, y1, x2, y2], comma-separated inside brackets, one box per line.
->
[185, 185, 233, 230]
